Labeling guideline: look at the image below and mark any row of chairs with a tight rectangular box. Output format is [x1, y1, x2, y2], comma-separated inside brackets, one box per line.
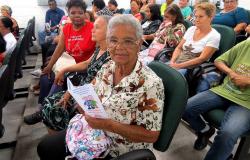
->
[0, 16, 36, 142]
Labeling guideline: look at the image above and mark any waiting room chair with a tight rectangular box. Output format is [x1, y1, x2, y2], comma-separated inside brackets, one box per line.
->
[112, 61, 189, 160]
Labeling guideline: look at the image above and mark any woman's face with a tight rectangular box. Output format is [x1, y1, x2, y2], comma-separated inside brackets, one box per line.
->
[91, 17, 107, 42]
[164, 12, 176, 23]
[0, 9, 9, 17]
[179, 0, 188, 8]
[130, 1, 140, 13]
[68, 6, 85, 27]
[194, 8, 212, 27]
[145, 6, 152, 20]
[223, 0, 237, 12]
[108, 3, 117, 11]
[107, 24, 140, 67]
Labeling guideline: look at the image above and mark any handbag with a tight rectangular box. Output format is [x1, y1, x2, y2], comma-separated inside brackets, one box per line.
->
[52, 52, 76, 74]
[66, 114, 111, 160]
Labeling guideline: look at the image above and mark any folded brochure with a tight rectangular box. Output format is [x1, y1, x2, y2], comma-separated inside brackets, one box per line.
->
[67, 78, 108, 119]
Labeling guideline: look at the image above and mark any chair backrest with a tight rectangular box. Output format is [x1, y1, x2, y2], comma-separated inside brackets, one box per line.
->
[0, 65, 10, 108]
[148, 61, 188, 151]
[183, 19, 193, 30]
[210, 24, 236, 62]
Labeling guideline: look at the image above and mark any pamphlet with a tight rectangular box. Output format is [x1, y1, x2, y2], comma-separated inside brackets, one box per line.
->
[67, 78, 108, 119]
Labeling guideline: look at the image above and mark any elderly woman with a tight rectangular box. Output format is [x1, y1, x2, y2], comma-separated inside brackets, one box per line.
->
[0, 16, 17, 62]
[170, 2, 221, 93]
[0, 5, 19, 39]
[34, 15, 112, 130]
[212, 0, 249, 34]
[24, 0, 96, 124]
[140, 4, 186, 65]
[37, 14, 164, 160]
[24, 15, 110, 126]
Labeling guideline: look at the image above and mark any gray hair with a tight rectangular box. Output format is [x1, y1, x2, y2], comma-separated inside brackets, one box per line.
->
[97, 15, 112, 24]
[107, 14, 143, 40]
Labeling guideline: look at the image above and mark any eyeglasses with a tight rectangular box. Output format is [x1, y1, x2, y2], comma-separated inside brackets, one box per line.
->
[108, 38, 139, 49]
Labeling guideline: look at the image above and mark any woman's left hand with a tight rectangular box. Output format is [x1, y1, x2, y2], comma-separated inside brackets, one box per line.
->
[85, 115, 113, 130]
[169, 62, 181, 69]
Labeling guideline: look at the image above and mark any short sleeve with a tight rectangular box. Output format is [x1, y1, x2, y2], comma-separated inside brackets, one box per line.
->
[136, 76, 164, 131]
[205, 29, 221, 49]
[183, 26, 195, 41]
[215, 40, 246, 67]
[235, 8, 249, 24]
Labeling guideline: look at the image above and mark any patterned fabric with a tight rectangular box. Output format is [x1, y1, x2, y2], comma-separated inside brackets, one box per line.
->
[66, 114, 111, 160]
[42, 91, 76, 131]
[154, 21, 186, 48]
[96, 7, 114, 16]
[42, 49, 111, 131]
[91, 60, 165, 157]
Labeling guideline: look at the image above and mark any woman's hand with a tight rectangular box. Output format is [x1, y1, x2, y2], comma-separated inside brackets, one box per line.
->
[85, 114, 113, 130]
[169, 62, 182, 69]
[57, 91, 71, 108]
[229, 71, 250, 89]
[42, 65, 52, 78]
[54, 70, 65, 86]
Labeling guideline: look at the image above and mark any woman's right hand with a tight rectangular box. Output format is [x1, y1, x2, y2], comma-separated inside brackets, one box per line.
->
[42, 65, 52, 78]
[54, 70, 65, 86]
[57, 91, 71, 109]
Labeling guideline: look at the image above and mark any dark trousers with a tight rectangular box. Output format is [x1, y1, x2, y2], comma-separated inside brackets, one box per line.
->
[37, 130, 113, 160]
[37, 130, 68, 160]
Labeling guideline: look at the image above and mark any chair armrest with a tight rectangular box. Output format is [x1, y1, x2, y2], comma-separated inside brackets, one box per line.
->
[154, 47, 174, 62]
[111, 149, 156, 160]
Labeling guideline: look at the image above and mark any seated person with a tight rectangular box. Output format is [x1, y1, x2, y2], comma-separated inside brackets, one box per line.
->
[212, 0, 249, 34]
[38, 0, 96, 104]
[0, 16, 17, 62]
[160, 0, 174, 16]
[108, 0, 124, 14]
[140, 0, 148, 13]
[130, 0, 143, 22]
[85, 10, 95, 22]
[178, 0, 192, 19]
[0, 34, 6, 65]
[140, 4, 186, 65]
[183, 39, 250, 160]
[38, 0, 65, 45]
[37, 14, 164, 160]
[92, 0, 114, 18]
[141, 3, 163, 46]
[0, 5, 19, 40]
[169, 2, 221, 93]
[24, 15, 110, 126]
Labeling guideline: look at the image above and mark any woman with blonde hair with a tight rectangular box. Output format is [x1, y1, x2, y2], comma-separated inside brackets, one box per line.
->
[170, 2, 221, 93]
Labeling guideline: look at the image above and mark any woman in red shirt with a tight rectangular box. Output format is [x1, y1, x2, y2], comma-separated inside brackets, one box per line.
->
[39, 0, 96, 104]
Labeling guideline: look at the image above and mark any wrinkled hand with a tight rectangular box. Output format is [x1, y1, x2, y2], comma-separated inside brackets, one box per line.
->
[245, 25, 250, 34]
[85, 115, 113, 130]
[56, 91, 71, 108]
[54, 70, 65, 86]
[229, 72, 250, 89]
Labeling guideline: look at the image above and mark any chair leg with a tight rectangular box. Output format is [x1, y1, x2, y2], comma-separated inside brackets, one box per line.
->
[233, 136, 250, 160]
